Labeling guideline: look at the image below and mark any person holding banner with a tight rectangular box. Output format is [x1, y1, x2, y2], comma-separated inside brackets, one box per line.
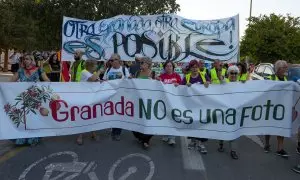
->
[129, 54, 143, 76]
[237, 62, 249, 81]
[71, 50, 85, 82]
[210, 60, 226, 84]
[198, 60, 209, 77]
[76, 60, 102, 145]
[132, 56, 155, 148]
[103, 53, 130, 141]
[218, 65, 242, 159]
[10, 53, 50, 146]
[158, 60, 181, 146]
[182, 60, 210, 154]
[264, 60, 289, 157]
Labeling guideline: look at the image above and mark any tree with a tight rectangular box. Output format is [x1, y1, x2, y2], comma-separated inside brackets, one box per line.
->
[240, 14, 300, 64]
[0, 0, 180, 51]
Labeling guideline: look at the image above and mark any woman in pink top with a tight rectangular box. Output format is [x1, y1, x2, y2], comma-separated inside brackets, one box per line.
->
[158, 60, 181, 145]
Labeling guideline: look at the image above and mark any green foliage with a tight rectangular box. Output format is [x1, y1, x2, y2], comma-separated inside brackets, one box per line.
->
[0, 0, 180, 51]
[241, 14, 300, 64]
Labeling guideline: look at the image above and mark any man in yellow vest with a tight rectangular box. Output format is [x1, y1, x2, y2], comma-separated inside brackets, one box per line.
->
[264, 60, 289, 157]
[71, 50, 85, 82]
[209, 60, 226, 84]
[198, 60, 209, 78]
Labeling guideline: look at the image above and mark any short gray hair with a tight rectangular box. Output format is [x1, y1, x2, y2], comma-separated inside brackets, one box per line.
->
[109, 53, 121, 60]
[141, 56, 152, 68]
[274, 60, 288, 73]
[227, 65, 240, 75]
[85, 59, 97, 69]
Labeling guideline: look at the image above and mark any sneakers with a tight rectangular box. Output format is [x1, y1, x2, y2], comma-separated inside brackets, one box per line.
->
[264, 145, 271, 153]
[168, 138, 176, 145]
[162, 137, 169, 142]
[218, 144, 225, 152]
[197, 144, 208, 154]
[292, 165, 300, 174]
[276, 149, 289, 158]
[230, 151, 239, 160]
[188, 139, 196, 150]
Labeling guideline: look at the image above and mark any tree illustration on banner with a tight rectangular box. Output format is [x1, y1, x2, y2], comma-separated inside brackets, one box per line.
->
[3, 85, 59, 130]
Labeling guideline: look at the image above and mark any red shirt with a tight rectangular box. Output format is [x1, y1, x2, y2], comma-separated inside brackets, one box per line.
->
[159, 73, 181, 84]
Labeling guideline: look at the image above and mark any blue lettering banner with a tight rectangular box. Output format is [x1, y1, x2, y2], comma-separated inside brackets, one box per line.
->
[62, 14, 239, 62]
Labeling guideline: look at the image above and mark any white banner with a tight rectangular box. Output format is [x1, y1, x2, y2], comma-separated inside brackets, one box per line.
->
[0, 80, 299, 140]
[62, 14, 239, 62]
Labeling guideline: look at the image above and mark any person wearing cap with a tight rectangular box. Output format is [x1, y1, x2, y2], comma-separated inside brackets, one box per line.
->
[132, 56, 156, 148]
[158, 60, 182, 146]
[182, 60, 210, 154]
[129, 53, 143, 77]
[103, 53, 130, 141]
[71, 50, 85, 82]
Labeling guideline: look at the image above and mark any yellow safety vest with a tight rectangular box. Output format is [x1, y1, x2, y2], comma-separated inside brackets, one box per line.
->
[237, 73, 248, 81]
[185, 73, 206, 84]
[210, 68, 226, 84]
[71, 60, 85, 82]
[199, 68, 207, 77]
[267, 75, 287, 81]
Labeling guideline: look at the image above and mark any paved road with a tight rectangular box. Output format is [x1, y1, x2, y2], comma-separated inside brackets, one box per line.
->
[0, 74, 299, 180]
[0, 131, 299, 180]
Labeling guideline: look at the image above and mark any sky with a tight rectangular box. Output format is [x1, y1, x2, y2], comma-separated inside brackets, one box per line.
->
[177, 0, 300, 38]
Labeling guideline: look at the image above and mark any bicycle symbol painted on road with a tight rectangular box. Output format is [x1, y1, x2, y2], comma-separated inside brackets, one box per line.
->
[18, 151, 155, 180]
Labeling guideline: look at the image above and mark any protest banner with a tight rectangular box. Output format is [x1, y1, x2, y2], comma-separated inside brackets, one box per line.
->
[1, 80, 299, 140]
[62, 14, 239, 62]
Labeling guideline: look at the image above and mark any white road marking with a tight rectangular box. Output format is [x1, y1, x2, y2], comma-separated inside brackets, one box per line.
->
[87, 172, 100, 180]
[246, 135, 264, 148]
[118, 167, 137, 180]
[180, 137, 206, 171]
[83, 162, 96, 174]
[108, 153, 155, 180]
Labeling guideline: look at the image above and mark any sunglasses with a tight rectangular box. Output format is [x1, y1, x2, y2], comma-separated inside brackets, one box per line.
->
[230, 72, 238, 75]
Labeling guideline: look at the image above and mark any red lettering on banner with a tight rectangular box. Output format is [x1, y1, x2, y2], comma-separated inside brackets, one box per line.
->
[50, 96, 134, 122]
[93, 104, 103, 118]
[104, 101, 114, 115]
[51, 100, 69, 122]
[126, 101, 134, 116]
[81, 106, 91, 120]
[115, 96, 125, 115]
[71, 106, 80, 121]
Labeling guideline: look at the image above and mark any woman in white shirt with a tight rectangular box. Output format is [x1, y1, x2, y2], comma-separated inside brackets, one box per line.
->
[76, 60, 102, 145]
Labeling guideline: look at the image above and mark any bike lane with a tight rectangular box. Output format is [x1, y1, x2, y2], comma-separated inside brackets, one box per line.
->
[0, 130, 206, 180]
